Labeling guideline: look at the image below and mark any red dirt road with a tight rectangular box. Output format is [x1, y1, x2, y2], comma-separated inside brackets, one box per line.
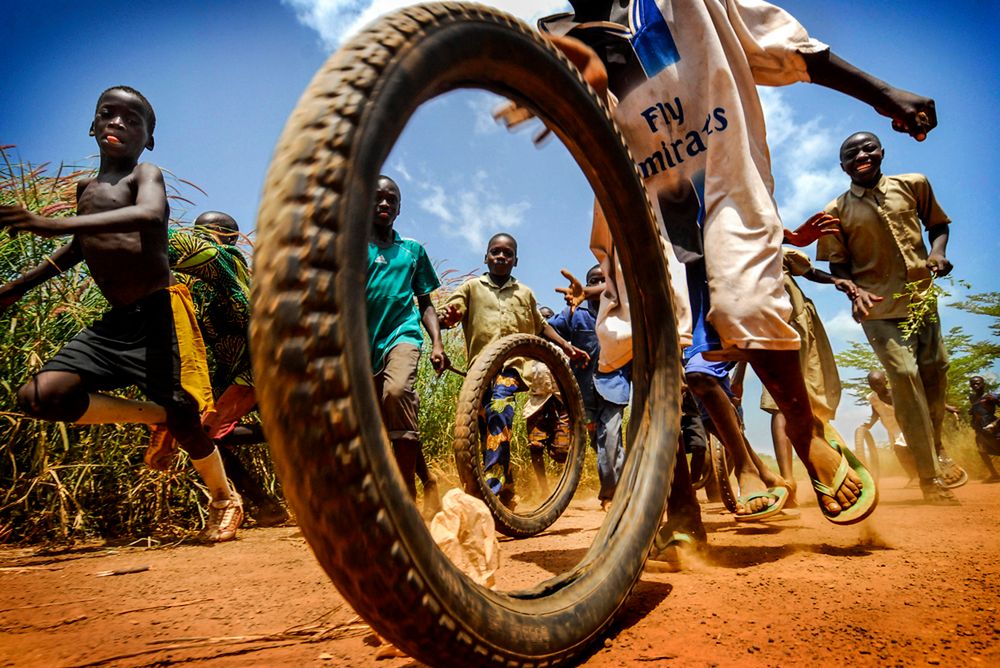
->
[2, 476, 998, 667]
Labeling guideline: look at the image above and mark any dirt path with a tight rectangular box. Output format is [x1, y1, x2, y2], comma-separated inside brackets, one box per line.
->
[2, 476, 998, 667]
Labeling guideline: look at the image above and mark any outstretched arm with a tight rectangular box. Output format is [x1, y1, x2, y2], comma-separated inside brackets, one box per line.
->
[540, 322, 590, 365]
[417, 293, 448, 374]
[0, 240, 83, 312]
[802, 51, 936, 141]
[0, 164, 167, 237]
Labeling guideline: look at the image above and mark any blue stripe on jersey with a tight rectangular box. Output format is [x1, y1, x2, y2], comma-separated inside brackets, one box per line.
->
[630, 0, 681, 77]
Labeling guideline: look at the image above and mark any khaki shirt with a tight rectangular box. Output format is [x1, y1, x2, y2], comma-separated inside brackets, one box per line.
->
[817, 173, 950, 320]
[439, 274, 545, 373]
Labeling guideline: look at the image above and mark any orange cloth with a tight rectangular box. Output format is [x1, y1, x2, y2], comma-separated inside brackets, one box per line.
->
[167, 284, 215, 414]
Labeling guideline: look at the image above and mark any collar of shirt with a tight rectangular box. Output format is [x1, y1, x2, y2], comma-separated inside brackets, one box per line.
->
[848, 174, 888, 206]
[478, 273, 519, 291]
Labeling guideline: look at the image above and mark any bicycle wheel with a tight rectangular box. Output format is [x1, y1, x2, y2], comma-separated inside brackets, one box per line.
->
[709, 434, 739, 513]
[453, 334, 587, 538]
[251, 4, 681, 665]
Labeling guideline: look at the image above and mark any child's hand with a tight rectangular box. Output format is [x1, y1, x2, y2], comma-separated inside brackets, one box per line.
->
[555, 269, 585, 312]
[431, 344, 449, 376]
[0, 206, 60, 238]
[493, 102, 552, 146]
[927, 252, 953, 277]
[832, 277, 859, 300]
[850, 288, 884, 322]
[563, 344, 590, 366]
[784, 213, 839, 247]
[879, 89, 936, 141]
[439, 303, 463, 328]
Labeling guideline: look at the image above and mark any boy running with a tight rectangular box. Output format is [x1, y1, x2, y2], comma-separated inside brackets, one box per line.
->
[0, 86, 242, 541]
[816, 131, 965, 504]
[439, 233, 588, 506]
[367, 175, 447, 517]
[503, 0, 940, 525]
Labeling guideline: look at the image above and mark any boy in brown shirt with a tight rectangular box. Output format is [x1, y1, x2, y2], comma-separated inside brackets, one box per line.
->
[816, 131, 965, 504]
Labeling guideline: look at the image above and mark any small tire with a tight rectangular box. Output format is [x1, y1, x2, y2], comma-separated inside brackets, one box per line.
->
[709, 434, 739, 513]
[453, 334, 587, 538]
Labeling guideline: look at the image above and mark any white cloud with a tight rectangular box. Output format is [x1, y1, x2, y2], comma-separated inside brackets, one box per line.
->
[284, 0, 571, 50]
[407, 169, 530, 251]
[824, 308, 864, 343]
[759, 87, 845, 225]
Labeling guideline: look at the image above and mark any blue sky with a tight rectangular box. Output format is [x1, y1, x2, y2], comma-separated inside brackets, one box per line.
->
[3, 0, 999, 452]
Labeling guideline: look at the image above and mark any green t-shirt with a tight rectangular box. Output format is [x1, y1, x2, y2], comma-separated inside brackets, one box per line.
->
[367, 231, 440, 373]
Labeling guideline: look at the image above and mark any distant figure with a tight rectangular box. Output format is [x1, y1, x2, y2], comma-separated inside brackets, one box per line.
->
[366, 175, 447, 518]
[551, 265, 631, 510]
[968, 376, 1000, 482]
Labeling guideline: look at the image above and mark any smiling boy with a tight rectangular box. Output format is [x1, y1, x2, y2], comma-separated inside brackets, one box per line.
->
[816, 131, 963, 504]
[0, 86, 243, 541]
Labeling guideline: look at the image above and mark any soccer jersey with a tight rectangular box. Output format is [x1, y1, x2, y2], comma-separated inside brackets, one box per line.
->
[541, 0, 828, 354]
[367, 231, 440, 373]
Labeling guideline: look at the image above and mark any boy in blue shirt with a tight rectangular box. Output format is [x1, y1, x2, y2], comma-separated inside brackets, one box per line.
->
[550, 265, 631, 510]
[367, 175, 448, 517]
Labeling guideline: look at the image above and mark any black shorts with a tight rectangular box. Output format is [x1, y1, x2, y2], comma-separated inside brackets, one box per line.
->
[41, 289, 192, 409]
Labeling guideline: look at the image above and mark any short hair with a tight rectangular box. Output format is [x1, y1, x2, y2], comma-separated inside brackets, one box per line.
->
[839, 131, 880, 155]
[488, 232, 518, 253]
[98, 85, 156, 135]
[586, 264, 603, 282]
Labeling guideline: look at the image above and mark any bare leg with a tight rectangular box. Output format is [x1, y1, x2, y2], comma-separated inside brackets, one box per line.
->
[392, 438, 419, 500]
[687, 372, 773, 515]
[414, 447, 441, 517]
[769, 412, 798, 505]
[530, 449, 550, 497]
[74, 393, 166, 424]
[748, 349, 861, 515]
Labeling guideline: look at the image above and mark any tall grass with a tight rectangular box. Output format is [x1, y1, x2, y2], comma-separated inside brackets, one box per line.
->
[0, 150, 600, 545]
[0, 149, 266, 545]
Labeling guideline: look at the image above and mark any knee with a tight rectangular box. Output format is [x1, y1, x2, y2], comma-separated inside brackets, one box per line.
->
[685, 372, 716, 396]
[17, 379, 87, 422]
[383, 382, 410, 409]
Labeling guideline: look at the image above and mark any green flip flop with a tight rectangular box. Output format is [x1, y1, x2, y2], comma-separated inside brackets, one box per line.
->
[732, 486, 789, 523]
[811, 429, 879, 525]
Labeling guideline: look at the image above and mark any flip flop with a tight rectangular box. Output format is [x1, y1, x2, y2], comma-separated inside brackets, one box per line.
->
[732, 486, 789, 523]
[937, 457, 969, 489]
[811, 428, 878, 525]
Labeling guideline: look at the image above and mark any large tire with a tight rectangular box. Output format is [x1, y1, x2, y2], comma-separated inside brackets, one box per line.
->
[453, 334, 587, 538]
[251, 4, 681, 665]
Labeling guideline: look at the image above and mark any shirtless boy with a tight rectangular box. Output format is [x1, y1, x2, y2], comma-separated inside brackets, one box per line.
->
[0, 86, 242, 541]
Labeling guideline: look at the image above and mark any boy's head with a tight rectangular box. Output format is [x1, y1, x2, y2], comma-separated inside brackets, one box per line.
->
[539, 306, 556, 320]
[195, 211, 240, 246]
[585, 264, 605, 306]
[867, 369, 888, 393]
[90, 86, 156, 155]
[970, 376, 986, 393]
[485, 233, 518, 277]
[840, 132, 883, 187]
[373, 175, 401, 231]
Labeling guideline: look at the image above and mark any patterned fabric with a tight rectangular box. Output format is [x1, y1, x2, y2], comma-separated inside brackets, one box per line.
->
[166, 284, 215, 414]
[480, 369, 526, 495]
[167, 228, 252, 393]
